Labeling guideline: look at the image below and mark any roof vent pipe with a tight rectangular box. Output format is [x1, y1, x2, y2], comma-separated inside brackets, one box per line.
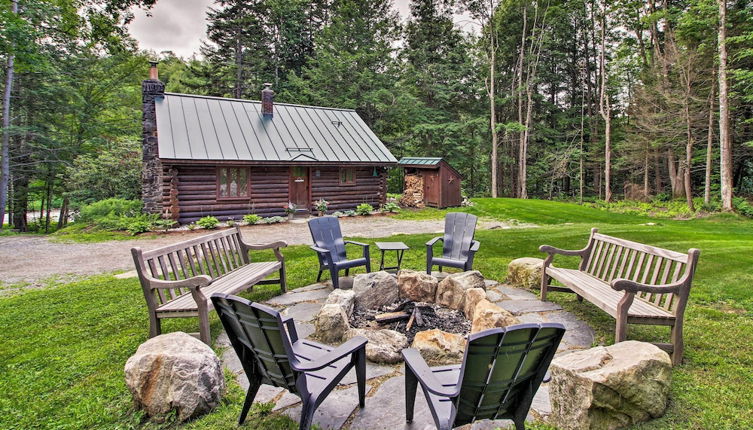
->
[262, 83, 274, 117]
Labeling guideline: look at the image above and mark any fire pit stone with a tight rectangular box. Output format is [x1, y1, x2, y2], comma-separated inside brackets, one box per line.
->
[411, 329, 466, 365]
[471, 299, 519, 334]
[325, 289, 356, 317]
[344, 328, 407, 364]
[463, 287, 487, 319]
[353, 271, 399, 310]
[397, 270, 438, 302]
[312, 304, 350, 344]
[435, 270, 486, 310]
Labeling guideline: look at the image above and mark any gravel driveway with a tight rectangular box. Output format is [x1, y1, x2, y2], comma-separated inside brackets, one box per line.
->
[0, 216, 510, 286]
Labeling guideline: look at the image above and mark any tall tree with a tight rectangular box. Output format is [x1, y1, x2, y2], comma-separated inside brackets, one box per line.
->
[0, 0, 17, 227]
[718, 0, 733, 210]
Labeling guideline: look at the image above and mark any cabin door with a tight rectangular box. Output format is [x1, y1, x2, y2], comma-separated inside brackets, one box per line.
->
[424, 171, 440, 207]
[289, 166, 309, 210]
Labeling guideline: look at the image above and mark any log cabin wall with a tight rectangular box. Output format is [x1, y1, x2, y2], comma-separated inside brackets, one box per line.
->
[161, 164, 387, 224]
[310, 166, 386, 211]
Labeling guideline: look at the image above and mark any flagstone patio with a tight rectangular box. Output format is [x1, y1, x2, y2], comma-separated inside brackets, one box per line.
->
[217, 278, 594, 429]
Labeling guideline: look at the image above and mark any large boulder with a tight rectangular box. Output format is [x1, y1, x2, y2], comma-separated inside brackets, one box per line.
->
[312, 304, 350, 344]
[397, 270, 438, 302]
[411, 329, 467, 366]
[124, 332, 225, 422]
[345, 328, 408, 364]
[471, 299, 519, 334]
[462, 287, 487, 320]
[548, 341, 673, 430]
[435, 271, 486, 310]
[326, 289, 356, 316]
[507, 257, 544, 290]
[353, 271, 399, 310]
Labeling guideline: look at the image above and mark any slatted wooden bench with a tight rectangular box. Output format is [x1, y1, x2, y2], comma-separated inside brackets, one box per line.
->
[539, 228, 700, 365]
[131, 226, 286, 344]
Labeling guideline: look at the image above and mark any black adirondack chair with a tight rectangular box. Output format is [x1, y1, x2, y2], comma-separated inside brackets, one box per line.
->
[426, 212, 480, 274]
[211, 293, 368, 430]
[403, 323, 565, 430]
[308, 216, 371, 289]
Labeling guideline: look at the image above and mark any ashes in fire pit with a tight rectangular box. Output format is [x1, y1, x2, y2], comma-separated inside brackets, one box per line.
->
[349, 299, 471, 344]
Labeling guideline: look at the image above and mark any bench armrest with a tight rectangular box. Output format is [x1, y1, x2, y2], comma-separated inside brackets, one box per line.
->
[402, 348, 458, 397]
[292, 337, 368, 372]
[611, 278, 683, 294]
[539, 245, 587, 257]
[146, 275, 213, 290]
[239, 239, 287, 262]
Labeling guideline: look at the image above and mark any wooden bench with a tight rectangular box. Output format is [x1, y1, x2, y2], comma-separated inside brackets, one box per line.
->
[539, 228, 700, 365]
[131, 226, 286, 344]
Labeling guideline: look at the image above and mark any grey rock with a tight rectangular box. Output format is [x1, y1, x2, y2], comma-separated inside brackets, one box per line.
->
[353, 271, 399, 310]
[266, 288, 333, 306]
[548, 341, 672, 430]
[124, 332, 225, 422]
[350, 375, 435, 430]
[398, 269, 438, 302]
[471, 299, 520, 334]
[282, 302, 323, 322]
[345, 328, 408, 364]
[463, 287, 487, 319]
[485, 289, 507, 302]
[312, 304, 351, 344]
[497, 299, 562, 315]
[506, 257, 544, 290]
[484, 279, 500, 289]
[435, 271, 486, 310]
[283, 383, 370, 430]
[273, 390, 302, 411]
[544, 311, 595, 350]
[292, 283, 331, 293]
[531, 383, 551, 417]
[294, 321, 316, 339]
[411, 329, 466, 366]
[326, 289, 356, 316]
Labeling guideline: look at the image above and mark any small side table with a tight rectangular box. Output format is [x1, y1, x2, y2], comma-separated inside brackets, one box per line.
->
[375, 242, 409, 273]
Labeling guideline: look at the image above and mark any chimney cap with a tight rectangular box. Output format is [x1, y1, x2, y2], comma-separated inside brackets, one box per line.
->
[263, 82, 273, 88]
[148, 61, 159, 80]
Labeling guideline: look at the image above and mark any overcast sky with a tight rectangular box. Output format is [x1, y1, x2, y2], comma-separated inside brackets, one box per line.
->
[128, 0, 473, 58]
[129, 0, 411, 58]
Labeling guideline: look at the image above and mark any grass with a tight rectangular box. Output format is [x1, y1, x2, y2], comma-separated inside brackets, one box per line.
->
[1, 198, 753, 428]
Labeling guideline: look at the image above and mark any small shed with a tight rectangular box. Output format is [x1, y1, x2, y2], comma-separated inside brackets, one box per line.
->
[398, 157, 462, 208]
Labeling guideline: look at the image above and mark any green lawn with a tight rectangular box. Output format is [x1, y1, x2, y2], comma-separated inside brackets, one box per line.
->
[1, 198, 752, 429]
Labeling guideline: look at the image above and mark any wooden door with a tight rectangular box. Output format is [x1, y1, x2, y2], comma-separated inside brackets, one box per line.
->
[424, 171, 440, 207]
[289, 166, 309, 209]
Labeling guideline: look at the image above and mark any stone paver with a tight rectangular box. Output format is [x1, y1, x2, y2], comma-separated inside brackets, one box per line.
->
[267, 287, 333, 305]
[281, 302, 324, 322]
[496, 299, 562, 315]
[283, 384, 372, 430]
[218, 280, 595, 429]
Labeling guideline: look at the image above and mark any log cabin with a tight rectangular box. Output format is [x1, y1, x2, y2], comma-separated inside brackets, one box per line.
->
[141, 64, 397, 223]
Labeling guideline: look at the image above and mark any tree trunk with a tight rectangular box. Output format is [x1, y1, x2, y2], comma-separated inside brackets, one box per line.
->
[598, 0, 612, 202]
[684, 83, 695, 211]
[718, 0, 733, 211]
[516, 5, 528, 199]
[489, 46, 498, 198]
[234, 27, 243, 98]
[704, 71, 715, 205]
[0, 0, 18, 227]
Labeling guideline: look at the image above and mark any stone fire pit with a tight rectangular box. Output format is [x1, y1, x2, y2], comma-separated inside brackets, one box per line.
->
[310, 270, 520, 365]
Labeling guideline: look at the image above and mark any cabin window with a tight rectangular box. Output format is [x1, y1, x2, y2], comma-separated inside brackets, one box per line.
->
[217, 167, 250, 199]
[339, 167, 356, 185]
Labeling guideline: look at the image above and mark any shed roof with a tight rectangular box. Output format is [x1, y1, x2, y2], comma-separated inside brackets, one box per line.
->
[398, 157, 443, 166]
[155, 92, 397, 164]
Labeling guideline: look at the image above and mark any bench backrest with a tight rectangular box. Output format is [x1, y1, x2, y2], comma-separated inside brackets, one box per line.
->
[131, 226, 249, 307]
[583, 229, 698, 315]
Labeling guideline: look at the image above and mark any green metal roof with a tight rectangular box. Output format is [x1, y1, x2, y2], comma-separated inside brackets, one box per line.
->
[155, 92, 397, 164]
[398, 157, 443, 166]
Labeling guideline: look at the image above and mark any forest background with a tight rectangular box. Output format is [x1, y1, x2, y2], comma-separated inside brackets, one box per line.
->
[1, 0, 752, 231]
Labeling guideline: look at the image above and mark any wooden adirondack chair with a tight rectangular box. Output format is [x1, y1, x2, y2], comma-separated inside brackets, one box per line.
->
[308, 216, 371, 289]
[403, 323, 565, 430]
[211, 293, 368, 430]
[426, 212, 480, 274]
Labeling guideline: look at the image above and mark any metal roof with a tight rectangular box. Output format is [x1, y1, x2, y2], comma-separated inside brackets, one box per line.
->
[155, 93, 397, 164]
[398, 157, 443, 166]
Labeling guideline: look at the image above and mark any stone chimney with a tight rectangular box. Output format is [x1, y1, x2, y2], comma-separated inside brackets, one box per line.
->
[261, 83, 274, 117]
[142, 61, 166, 215]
